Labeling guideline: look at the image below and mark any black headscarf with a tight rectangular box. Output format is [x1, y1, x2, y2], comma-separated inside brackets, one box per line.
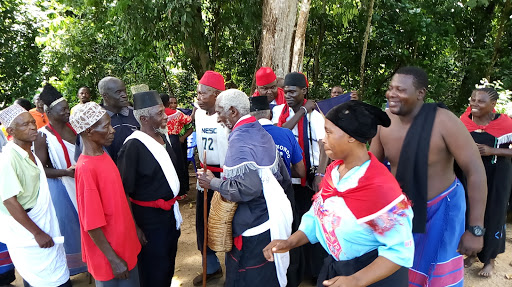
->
[325, 100, 390, 143]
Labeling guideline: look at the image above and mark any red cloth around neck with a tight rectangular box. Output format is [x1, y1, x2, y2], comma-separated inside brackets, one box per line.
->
[460, 106, 512, 140]
[46, 123, 77, 168]
[252, 88, 286, 106]
[277, 99, 308, 186]
[314, 152, 405, 221]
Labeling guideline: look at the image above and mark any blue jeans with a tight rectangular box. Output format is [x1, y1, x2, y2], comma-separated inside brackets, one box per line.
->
[95, 266, 140, 287]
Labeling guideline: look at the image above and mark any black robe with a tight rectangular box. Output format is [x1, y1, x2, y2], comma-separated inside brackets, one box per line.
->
[117, 134, 186, 287]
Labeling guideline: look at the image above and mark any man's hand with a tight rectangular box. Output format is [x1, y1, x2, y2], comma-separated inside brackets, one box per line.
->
[322, 276, 362, 287]
[350, 91, 359, 101]
[109, 254, 129, 279]
[312, 175, 323, 192]
[66, 165, 76, 178]
[263, 240, 293, 262]
[197, 169, 215, 190]
[457, 231, 483, 256]
[34, 231, 54, 248]
[476, 144, 493, 156]
[304, 100, 317, 113]
[136, 225, 147, 246]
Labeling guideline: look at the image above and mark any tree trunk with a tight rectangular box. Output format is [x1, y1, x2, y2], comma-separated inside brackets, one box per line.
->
[486, 0, 511, 79]
[290, 0, 311, 72]
[359, 0, 376, 100]
[259, 0, 298, 78]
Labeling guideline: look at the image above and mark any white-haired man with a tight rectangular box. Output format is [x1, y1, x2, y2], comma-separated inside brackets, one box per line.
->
[0, 104, 70, 287]
[198, 89, 294, 287]
[117, 91, 187, 287]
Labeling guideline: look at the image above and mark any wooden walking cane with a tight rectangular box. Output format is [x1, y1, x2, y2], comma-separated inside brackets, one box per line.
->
[202, 150, 208, 287]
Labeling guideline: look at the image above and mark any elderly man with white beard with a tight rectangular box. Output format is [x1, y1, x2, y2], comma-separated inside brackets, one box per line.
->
[117, 90, 187, 287]
[198, 89, 294, 287]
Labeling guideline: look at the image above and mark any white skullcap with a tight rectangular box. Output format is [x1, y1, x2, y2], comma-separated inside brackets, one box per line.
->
[69, 102, 107, 134]
[0, 104, 29, 128]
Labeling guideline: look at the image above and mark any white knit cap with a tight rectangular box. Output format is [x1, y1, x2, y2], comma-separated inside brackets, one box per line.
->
[69, 102, 107, 134]
[0, 104, 29, 128]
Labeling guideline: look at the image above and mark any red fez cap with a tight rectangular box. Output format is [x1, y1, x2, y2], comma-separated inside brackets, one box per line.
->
[255, 67, 277, 86]
[199, 71, 225, 91]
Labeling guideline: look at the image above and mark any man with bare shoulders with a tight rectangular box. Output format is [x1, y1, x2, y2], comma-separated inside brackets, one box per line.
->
[370, 66, 487, 287]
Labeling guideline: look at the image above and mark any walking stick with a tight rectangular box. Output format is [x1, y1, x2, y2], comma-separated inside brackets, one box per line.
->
[202, 150, 208, 287]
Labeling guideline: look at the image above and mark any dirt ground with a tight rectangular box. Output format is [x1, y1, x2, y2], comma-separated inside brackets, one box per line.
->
[8, 172, 512, 287]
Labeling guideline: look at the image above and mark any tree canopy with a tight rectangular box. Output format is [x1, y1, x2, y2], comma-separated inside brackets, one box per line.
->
[1, 0, 510, 114]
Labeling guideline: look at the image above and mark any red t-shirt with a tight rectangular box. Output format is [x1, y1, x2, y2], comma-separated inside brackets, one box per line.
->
[75, 152, 141, 281]
[165, 108, 192, 135]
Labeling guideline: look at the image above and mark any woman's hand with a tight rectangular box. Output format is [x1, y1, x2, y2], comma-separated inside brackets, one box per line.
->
[476, 144, 494, 156]
[263, 240, 293, 261]
[322, 276, 363, 287]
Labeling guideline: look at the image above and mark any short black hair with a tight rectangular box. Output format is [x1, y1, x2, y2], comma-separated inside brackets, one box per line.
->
[14, 98, 32, 111]
[78, 86, 90, 93]
[160, 93, 170, 107]
[474, 87, 499, 102]
[396, 66, 429, 90]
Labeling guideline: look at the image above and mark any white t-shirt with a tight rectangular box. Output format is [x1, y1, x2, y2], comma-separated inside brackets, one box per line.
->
[272, 104, 325, 184]
[195, 108, 229, 167]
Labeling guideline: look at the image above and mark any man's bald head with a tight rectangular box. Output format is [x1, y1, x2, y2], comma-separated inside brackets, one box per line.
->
[98, 77, 128, 110]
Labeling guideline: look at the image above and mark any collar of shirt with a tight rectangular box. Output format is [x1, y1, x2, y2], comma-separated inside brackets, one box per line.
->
[105, 106, 130, 117]
[257, 118, 273, 126]
[8, 142, 38, 169]
[234, 114, 251, 125]
[9, 141, 30, 159]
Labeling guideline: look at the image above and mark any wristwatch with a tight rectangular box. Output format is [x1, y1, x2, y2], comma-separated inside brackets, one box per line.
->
[467, 225, 485, 237]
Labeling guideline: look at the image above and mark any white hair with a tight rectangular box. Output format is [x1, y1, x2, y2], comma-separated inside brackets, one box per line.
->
[216, 89, 250, 116]
[133, 107, 151, 125]
[98, 76, 120, 97]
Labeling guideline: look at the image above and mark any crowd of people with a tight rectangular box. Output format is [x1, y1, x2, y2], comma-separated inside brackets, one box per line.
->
[0, 65, 511, 287]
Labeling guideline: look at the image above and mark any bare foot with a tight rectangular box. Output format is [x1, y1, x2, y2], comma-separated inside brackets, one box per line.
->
[478, 259, 495, 277]
[464, 255, 477, 268]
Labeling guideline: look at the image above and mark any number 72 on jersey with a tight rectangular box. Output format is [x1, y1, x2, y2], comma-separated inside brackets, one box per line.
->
[202, 137, 214, 151]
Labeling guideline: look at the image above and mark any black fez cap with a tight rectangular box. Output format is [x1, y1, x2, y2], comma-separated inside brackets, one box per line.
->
[133, 90, 162, 110]
[284, 72, 307, 88]
[325, 101, 390, 143]
[39, 83, 63, 107]
[249, 96, 270, 112]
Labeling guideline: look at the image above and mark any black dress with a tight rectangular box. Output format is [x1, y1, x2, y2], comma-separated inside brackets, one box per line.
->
[469, 115, 512, 264]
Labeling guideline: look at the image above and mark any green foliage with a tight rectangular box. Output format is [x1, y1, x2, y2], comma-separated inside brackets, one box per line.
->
[0, 0, 42, 107]
[303, 0, 512, 115]
[0, 0, 510, 116]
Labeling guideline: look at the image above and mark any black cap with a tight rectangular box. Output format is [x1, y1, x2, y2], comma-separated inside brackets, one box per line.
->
[325, 101, 390, 143]
[39, 83, 63, 106]
[133, 90, 162, 110]
[284, 72, 307, 88]
[249, 96, 270, 112]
